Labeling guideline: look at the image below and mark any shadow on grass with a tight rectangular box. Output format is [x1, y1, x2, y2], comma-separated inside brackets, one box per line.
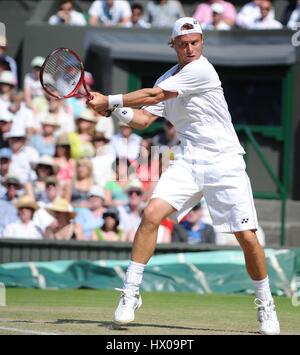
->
[44, 319, 258, 334]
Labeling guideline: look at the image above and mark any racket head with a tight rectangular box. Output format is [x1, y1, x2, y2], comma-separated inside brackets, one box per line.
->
[40, 47, 88, 100]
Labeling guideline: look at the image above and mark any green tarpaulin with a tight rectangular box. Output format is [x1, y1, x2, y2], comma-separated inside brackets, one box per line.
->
[0, 249, 298, 296]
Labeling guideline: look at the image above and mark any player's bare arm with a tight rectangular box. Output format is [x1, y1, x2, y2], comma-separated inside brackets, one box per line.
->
[87, 88, 177, 130]
[88, 88, 177, 112]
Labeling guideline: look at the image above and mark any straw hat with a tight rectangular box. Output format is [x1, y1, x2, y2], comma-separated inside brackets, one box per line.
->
[126, 179, 143, 193]
[56, 133, 71, 146]
[15, 195, 39, 211]
[41, 113, 60, 128]
[30, 155, 59, 174]
[3, 176, 23, 189]
[46, 198, 76, 219]
[76, 109, 98, 123]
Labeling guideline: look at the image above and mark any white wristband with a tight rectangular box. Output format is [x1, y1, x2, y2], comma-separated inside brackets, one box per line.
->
[108, 94, 123, 110]
[113, 107, 134, 124]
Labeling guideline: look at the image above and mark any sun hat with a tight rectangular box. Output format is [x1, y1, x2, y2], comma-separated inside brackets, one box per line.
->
[0, 70, 17, 86]
[30, 155, 59, 174]
[14, 195, 39, 211]
[211, 3, 225, 14]
[31, 56, 45, 68]
[87, 185, 105, 199]
[46, 197, 76, 219]
[3, 126, 26, 139]
[56, 134, 71, 146]
[3, 176, 23, 189]
[171, 17, 203, 39]
[126, 179, 143, 194]
[40, 113, 60, 128]
[76, 109, 98, 123]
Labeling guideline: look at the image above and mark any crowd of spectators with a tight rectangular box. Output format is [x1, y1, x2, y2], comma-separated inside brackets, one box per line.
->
[1, 0, 287, 245]
[0, 48, 223, 244]
[47, 0, 300, 31]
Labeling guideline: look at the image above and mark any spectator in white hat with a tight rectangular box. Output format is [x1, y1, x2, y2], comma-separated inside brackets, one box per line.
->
[30, 155, 59, 202]
[75, 185, 106, 240]
[45, 197, 84, 240]
[193, 0, 237, 27]
[0, 71, 17, 110]
[24, 56, 45, 110]
[203, 3, 232, 30]
[1, 195, 43, 240]
[30, 113, 60, 156]
[89, 0, 132, 27]
[0, 34, 18, 83]
[5, 125, 39, 184]
[69, 109, 97, 160]
[48, 0, 87, 26]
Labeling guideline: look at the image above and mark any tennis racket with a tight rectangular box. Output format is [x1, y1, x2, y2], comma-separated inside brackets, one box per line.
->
[40, 47, 93, 101]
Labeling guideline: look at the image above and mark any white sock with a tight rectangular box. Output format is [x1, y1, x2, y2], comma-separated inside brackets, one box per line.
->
[253, 276, 272, 301]
[124, 261, 145, 293]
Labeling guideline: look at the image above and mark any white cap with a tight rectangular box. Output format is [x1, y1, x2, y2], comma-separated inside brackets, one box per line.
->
[0, 70, 17, 86]
[211, 3, 224, 14]
[88, 186, 105, 199]
[4, 126, 26, 139]
[31, 56, 45, 68]
[171, 17, 203, 39]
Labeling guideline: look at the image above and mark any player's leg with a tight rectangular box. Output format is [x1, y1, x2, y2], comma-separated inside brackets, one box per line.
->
[235, 230, 280, 335]
[130, 198, 176, 265]
[235, 230, 267, 280]
[113, 198, 176, 325]
[203, 154, 280, 335]
[114, 159, 201, 325]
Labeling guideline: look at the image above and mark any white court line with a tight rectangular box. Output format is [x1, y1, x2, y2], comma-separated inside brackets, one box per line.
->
[0, 326, 59, 335]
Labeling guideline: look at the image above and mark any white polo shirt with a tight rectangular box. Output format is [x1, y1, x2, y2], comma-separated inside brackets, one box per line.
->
[144, 56, 245, 164]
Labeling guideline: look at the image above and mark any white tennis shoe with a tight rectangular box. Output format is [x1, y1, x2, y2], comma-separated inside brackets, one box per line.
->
[255, 298, 280, 335]
[113, 288, 142, 325]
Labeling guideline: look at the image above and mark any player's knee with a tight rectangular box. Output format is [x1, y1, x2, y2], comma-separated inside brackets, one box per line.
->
[142, 205, 163, 227]
[235, 230, 260, 248]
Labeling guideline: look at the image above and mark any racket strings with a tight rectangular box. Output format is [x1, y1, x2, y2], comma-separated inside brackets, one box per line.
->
[42, 49, 82, 98]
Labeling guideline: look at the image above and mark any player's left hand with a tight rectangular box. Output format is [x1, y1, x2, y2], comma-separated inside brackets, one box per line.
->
[87, 92, 110, 117]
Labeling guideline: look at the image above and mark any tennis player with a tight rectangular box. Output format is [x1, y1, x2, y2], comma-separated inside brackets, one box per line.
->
[87, 17, 280, 335]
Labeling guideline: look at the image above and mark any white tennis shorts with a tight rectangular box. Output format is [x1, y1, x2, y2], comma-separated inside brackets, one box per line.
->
[151, 154, 258, 233]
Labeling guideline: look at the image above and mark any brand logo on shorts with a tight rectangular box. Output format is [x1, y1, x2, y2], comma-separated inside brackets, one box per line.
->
[241, 218, 249, 224]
